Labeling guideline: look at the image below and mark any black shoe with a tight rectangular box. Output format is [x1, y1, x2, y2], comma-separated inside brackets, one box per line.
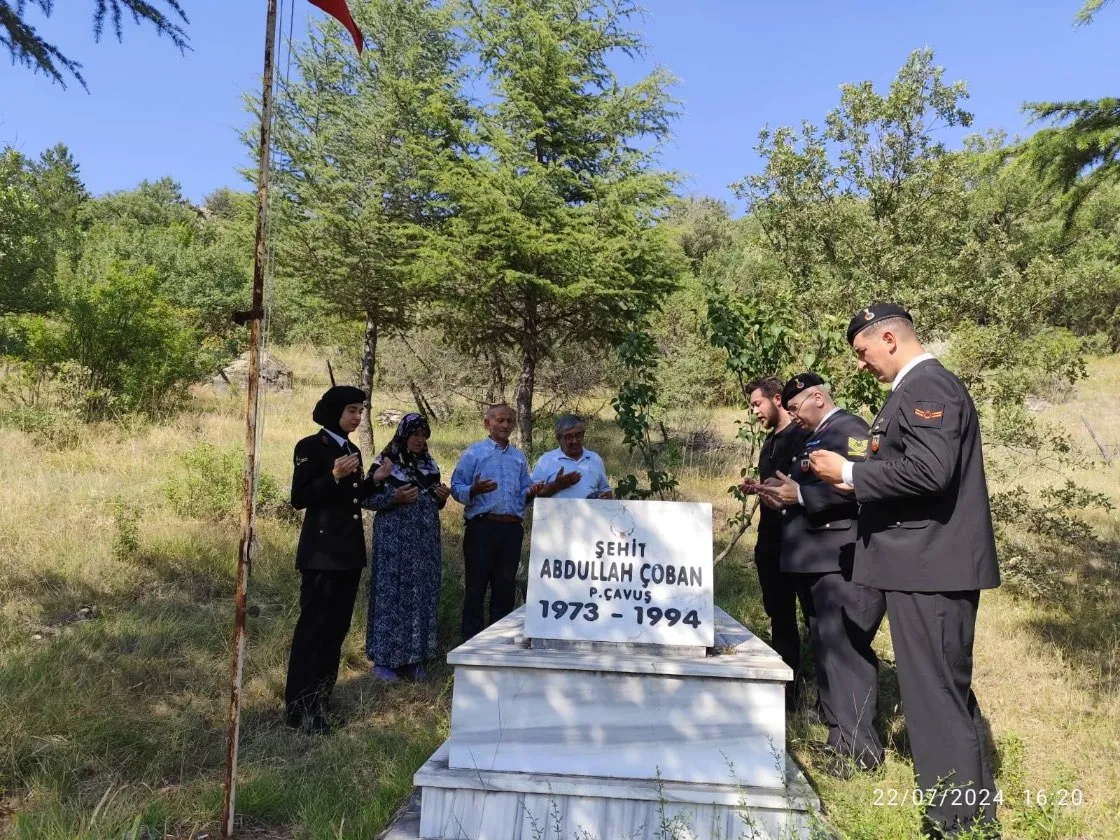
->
[300, 711, 332, 736]
[820, 752, 859, 780]
[814, 745, 881, 779]
[284, 707, 303, 729]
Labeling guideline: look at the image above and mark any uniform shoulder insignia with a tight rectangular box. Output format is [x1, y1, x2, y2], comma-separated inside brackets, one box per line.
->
[295, 456, 309, 465]
[847, 437, 868, 457]
[912, 401, 946, 428]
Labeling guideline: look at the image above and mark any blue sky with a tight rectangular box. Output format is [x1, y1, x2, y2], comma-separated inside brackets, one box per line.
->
[2, 1, 1117, 207]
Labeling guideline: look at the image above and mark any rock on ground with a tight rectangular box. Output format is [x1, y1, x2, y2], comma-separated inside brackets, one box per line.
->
[211, 352, 293, 394]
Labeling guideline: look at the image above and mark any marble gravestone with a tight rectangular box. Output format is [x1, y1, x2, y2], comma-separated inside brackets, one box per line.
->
[397, 500, 820, 840]
[526, 499, 714, 648]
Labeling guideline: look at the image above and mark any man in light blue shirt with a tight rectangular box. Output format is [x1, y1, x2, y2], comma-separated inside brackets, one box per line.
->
[450, 403, 545, 640]
[531, 414, 613, 500]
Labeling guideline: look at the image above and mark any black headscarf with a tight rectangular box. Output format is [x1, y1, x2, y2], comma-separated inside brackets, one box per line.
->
[312, 385, 366, 438]
[375, 412, 440, 489]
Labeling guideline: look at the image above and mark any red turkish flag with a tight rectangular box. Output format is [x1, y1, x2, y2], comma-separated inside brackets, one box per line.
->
[308, 0, 364, 53]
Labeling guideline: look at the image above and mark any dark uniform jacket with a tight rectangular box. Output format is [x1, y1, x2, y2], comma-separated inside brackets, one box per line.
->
[852, 359, 1000, 593]
[291, 431, 382, 571]
[755, 422, 811, 558]
[780, 409, 871, 575]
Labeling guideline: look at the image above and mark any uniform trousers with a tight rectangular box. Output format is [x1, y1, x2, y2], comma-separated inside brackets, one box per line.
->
[797, 570, 886, 766]
[284, 568, 362, 718]
[754, 547, 807, 707]
[886, 590, 997, 835]
[461, 517, 524, 641]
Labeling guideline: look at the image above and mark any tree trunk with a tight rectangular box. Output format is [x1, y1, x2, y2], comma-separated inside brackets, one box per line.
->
[359, 311, 378, 455]
[485, 349, 506, 405]
[515, 299, 538, 451]
[714, 499, 760, 564]
[409, 377, 439, 421]
[515, 352, 535, 452]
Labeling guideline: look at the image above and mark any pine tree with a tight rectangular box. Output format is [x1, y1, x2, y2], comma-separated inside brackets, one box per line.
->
[268, 0, 464, 451]
[1017, 0, 1117, 225]
[0, 0, 189, 90]
[428, 0, 683, 449]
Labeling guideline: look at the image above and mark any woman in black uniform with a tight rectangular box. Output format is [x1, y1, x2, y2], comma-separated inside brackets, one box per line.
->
[284, 386, 392, 735]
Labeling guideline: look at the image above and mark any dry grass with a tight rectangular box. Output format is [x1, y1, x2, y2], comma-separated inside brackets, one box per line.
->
[0, 347, 1117, 839]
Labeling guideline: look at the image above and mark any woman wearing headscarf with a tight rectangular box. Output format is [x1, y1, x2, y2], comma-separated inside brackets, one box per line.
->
[364, 412, 450, 681]
[284, 386, 393, 735]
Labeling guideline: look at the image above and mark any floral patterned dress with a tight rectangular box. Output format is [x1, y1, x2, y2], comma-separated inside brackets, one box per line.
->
[363, 422, 445, 668]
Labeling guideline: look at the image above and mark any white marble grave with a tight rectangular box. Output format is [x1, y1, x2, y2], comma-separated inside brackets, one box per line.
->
[445, 607, 786, 787]
[526, 499, 715, 647]
[400, 606, 820, 840]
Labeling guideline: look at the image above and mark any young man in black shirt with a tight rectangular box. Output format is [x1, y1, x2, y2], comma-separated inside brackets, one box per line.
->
[739, 376, 811, 711]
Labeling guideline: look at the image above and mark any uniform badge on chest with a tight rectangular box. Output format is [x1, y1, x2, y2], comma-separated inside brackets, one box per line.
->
[871, 435, 880, 454]
[800, 458, 810, 472]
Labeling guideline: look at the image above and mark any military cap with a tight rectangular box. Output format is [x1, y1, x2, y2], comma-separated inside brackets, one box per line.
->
[781, 372, 826, 407]
[846, 302, 914, 345]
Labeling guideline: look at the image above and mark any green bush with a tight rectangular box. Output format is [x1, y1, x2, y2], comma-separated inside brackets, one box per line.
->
[111, 498, 142, 563]
[8, 254, 217, 421]
[0, 358, 85, 447]
[164, 442, 290, 522]
[59, 257, 211, 419]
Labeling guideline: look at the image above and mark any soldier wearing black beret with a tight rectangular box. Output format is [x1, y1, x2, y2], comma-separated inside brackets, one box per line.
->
[758, 373, 886, 776]
[284, 386, 393, 735]
[811, 304, 1001, 835]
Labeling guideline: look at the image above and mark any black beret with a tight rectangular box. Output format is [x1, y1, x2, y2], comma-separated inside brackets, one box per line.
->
[312, 385, 367, 426]
[781, 372, 825, 407]
[846, 303, 913, 345]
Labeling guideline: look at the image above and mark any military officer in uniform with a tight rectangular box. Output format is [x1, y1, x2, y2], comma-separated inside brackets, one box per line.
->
[810, 304, 1001, 836]
[284, 385, 393, 735]
[758, 373, 886, 775]
[738, 376, 811, 712]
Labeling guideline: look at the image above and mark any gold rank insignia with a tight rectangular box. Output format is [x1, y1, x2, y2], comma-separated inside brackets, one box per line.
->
[848, 437, 868, 457]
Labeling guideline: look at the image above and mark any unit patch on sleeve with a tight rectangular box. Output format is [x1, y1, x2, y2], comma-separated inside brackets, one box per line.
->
[912, 402, 946, 428]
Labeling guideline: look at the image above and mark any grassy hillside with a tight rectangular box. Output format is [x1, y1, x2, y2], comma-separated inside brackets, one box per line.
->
[1, 348, 1117, 839]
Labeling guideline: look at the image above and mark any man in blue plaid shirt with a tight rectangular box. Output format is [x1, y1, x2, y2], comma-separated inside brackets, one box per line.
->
[451, 404, 546, 640]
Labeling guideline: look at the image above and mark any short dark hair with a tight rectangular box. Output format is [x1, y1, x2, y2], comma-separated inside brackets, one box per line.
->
[744, 376, 783, 400]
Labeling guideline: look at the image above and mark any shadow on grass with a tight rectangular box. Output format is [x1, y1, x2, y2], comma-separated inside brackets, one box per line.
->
[715, 555, 1018, 806]
[0, 518, 460, 839]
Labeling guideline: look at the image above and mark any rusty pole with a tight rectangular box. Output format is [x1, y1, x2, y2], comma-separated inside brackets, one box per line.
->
[222, 0, 279, 835]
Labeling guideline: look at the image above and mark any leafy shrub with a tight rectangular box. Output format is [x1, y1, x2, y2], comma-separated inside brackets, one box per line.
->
[164, 442, 291, 522]
[9, 254, 218, 421]
[0, 358, 85, 447]
[111, 498, 142, 563]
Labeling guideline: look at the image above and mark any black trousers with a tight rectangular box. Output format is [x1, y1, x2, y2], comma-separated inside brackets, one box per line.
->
[886, 590, 997, 835]
[754, 547, 807, 707]
[284, 568, 362, 717]
[797, 570, 886, 767]
[461, 517, 523, 641]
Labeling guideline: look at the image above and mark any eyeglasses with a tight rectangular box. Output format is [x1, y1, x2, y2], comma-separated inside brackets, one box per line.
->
[786, 391, 820, 415]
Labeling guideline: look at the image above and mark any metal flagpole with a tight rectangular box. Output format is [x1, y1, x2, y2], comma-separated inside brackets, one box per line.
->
[222, 0, 280, 834]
